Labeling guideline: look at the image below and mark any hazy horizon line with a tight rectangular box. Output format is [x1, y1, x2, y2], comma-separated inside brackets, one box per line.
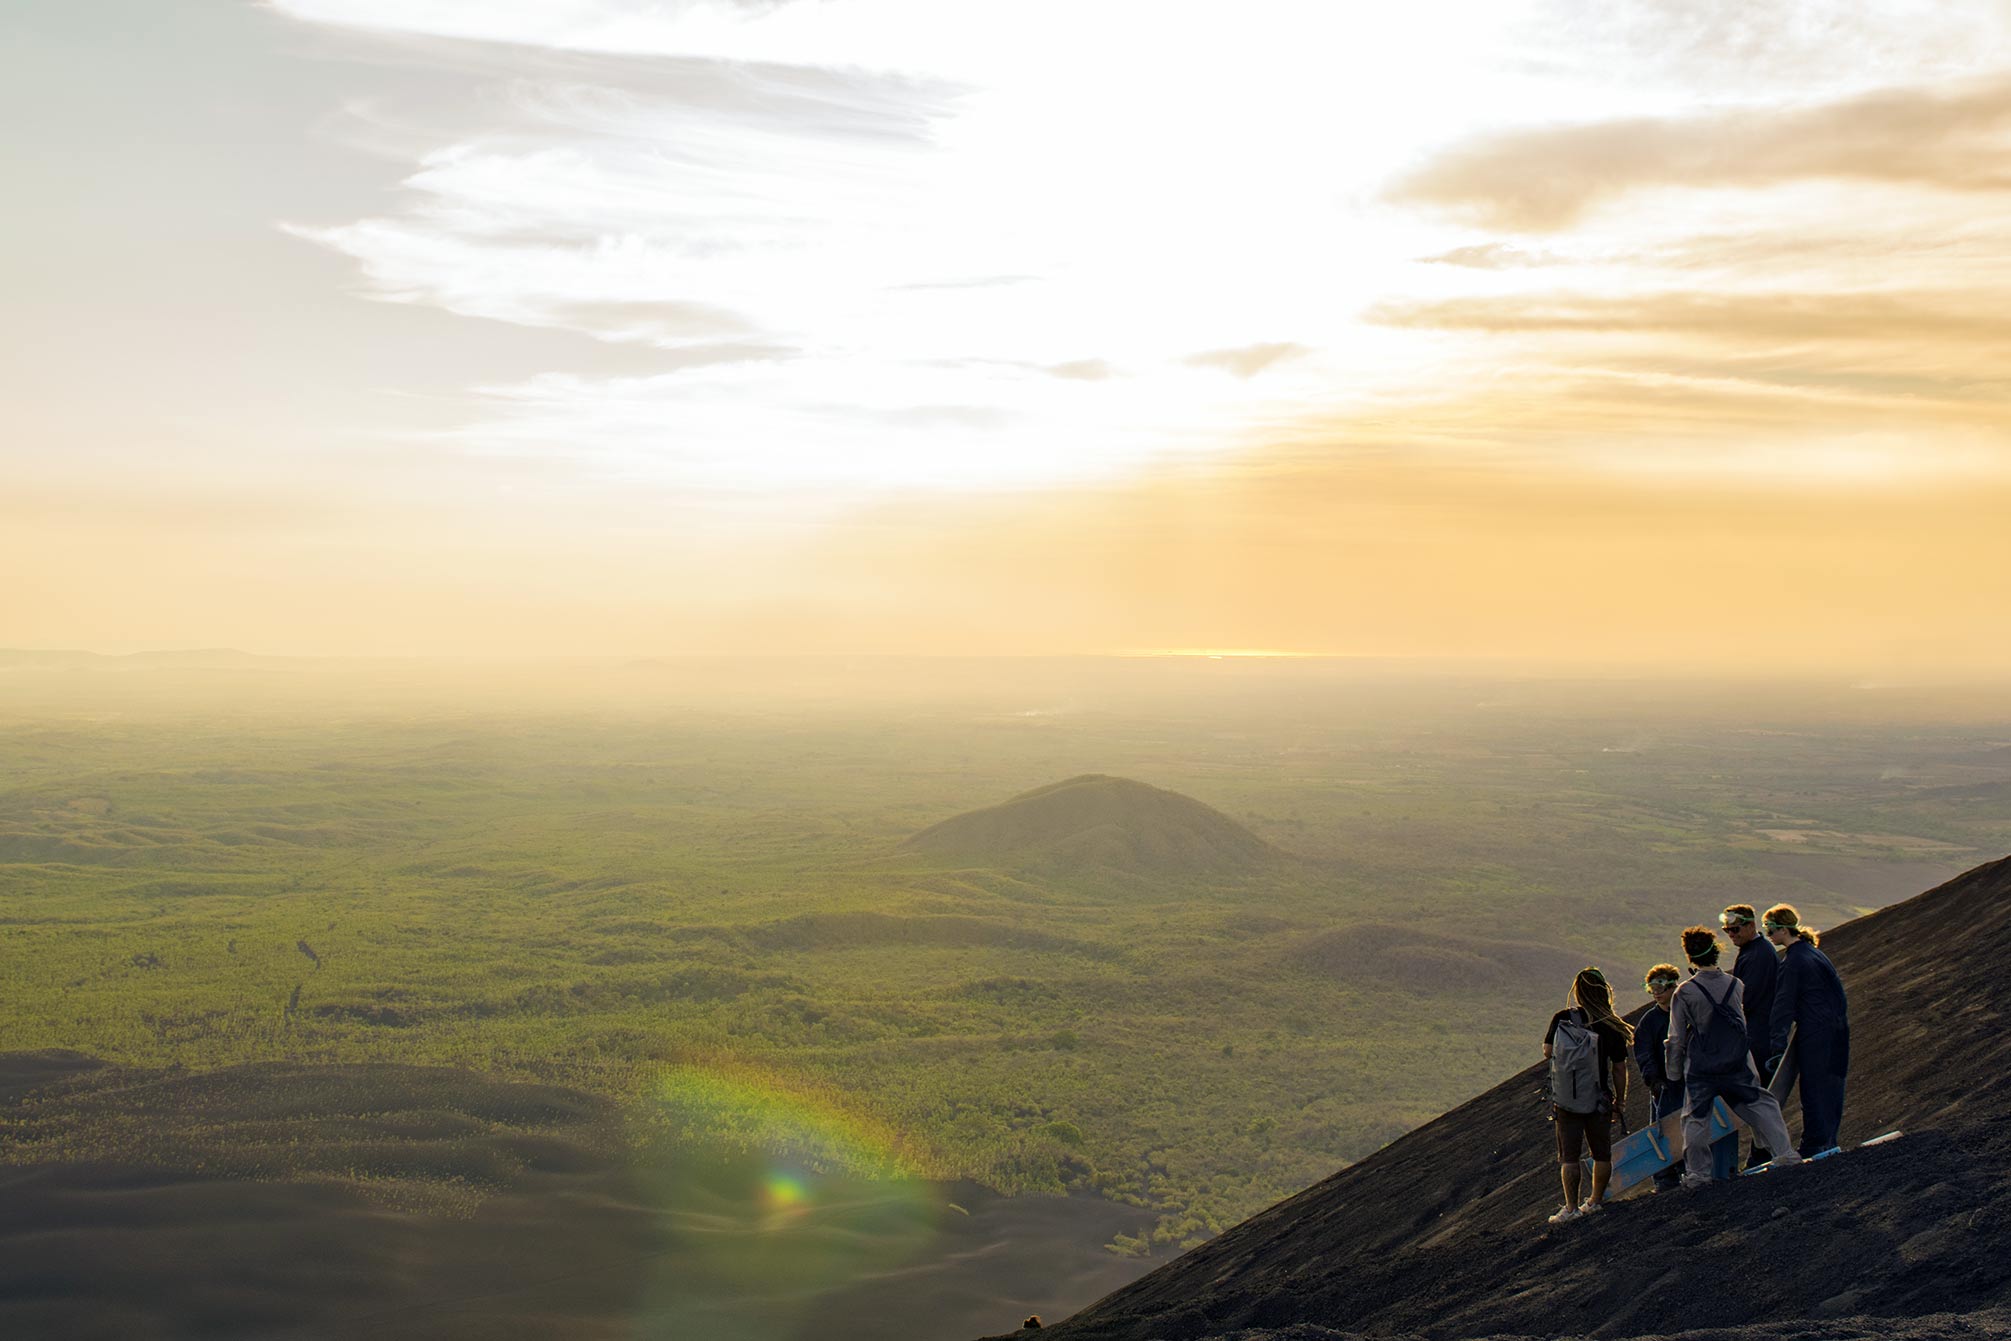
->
[8, 644, 2011, 685]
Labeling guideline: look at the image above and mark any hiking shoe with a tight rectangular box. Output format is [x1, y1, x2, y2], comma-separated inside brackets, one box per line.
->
[1547, 1205, 1582, 1224]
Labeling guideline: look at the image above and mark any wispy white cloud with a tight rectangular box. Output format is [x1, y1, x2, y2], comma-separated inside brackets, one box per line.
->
[445, 359, 1247, 492]
[265, 0, 1576, 490]
[1184, 343, 1312, 379]
[1534, 0, 2011, 98]
[269, 0, 2011, 495]
[1389, 76, 2011, 232]
[1418, 243, 1566, 269]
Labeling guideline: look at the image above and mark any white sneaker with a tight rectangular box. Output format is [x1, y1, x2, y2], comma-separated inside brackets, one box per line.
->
[1768, 1151, 1804, 1168]
[1580, 1200, 1605, 1215]
[1680, 1173, 1713, 1191]
[1547, 1205, 1582, 1224]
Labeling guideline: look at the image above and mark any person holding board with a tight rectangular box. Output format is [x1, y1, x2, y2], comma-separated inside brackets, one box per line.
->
[1633, 963, 1735, 1191]
[1721, 904, 1779, 1169]
[1666, 927, 1800, 1187]
[1764, 903, 1851, 1157]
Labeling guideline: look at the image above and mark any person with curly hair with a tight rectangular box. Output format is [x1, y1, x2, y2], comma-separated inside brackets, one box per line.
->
[1633, 962, 1734, 1190]
[1665, 927, 1800, 1187]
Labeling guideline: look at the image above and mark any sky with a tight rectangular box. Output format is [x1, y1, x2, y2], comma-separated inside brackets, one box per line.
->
[4, 0, 2011, 669]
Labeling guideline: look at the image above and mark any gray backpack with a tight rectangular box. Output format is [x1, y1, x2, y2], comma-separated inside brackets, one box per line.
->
[1687, 975, 1750, 1077]
[1550, 1011, 1603, 1114]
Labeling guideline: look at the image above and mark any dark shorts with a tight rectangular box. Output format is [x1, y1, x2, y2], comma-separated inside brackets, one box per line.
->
[1554, 1106, 1613, 1163]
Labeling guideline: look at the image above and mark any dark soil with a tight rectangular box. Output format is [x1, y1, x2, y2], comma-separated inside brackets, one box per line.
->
[0, 1053, 1155, 1340]
[992, 855, 2011, 1341]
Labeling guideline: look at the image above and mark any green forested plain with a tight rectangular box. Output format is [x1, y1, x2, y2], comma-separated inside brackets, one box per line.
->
[4, 656, 2007, 1249]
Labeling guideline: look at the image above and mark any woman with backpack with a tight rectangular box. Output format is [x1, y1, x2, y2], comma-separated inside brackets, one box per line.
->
[1543, 967, 1632, 1223]
[1666, 927, 1801, 1187]
[1764, 903, 1851, 1157]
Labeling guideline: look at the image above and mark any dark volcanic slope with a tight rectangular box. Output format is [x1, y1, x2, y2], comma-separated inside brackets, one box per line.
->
[1005, 855, 2011, 1341]
[905, 775, 1275, 876]
[0, 1054, 1156, 1341]
[0, 1055, 654, 1341]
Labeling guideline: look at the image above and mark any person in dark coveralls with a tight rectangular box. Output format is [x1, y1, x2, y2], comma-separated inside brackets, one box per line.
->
[1666, 927, 1800, 1188]
[1634, 964, 1735, 1190]
[1764, 903, 1851, 1157]
[1721, 904, 1778, 1169]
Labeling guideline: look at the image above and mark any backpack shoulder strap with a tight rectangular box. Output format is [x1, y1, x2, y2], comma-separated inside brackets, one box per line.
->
[1700, 974, 1744, 1032]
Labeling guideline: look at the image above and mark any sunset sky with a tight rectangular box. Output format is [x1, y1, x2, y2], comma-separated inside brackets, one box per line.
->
[6, 0, 2010, 668]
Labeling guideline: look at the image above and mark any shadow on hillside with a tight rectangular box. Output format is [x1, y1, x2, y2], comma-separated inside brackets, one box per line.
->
[0, 1052, 1157, 1341]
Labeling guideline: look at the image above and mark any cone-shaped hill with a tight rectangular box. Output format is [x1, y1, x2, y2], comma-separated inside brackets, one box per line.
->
[904, 775, 1276, 878]
[986, 853, 2011, 1341]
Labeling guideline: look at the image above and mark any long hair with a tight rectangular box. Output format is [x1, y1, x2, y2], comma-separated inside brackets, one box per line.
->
[1570, 967, 1634, 1043]
[1763, 903, 1820, 946]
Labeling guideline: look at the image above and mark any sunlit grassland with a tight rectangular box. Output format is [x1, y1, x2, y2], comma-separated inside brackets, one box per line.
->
[4, 677, 2007, 1247]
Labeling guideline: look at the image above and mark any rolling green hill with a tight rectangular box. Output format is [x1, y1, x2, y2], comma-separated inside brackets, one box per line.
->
[904, 775, 1278, 877]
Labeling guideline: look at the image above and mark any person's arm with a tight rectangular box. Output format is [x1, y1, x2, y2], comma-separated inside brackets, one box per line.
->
[1632, 1020, 1663, 1091]
[1608, 1031, 1630, 1113]
[1769, 949, 1802, 1060]
[1666, 989, 1689, 1081]
[1732, 945, 1766, 1034]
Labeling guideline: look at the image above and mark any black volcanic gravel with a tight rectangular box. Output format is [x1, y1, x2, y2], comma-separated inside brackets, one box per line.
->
[989, 856, 2011, 1341]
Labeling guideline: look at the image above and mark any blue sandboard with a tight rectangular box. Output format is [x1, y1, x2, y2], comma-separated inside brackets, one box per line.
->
[1587, 1098, 1737, 1196]
[1744, 1131, 1898, 1175]
[1597, 1029, 1802, 1196]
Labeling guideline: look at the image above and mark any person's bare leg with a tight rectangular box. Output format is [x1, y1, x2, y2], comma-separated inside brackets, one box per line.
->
[1588, 1161, 1612, 1205]
[1559, 1161, 1582, 1209]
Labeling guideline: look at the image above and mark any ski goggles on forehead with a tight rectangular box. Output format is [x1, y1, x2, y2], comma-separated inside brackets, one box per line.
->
[1647, 977, 1679, 991]
[1763, 919, 1791, 934]
[1720, 914, 1751, 929]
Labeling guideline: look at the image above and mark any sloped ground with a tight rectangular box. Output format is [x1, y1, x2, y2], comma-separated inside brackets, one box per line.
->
[0, 1053, 1156, 1340]
[1003, 855, 2011, 1341]
[0, 1053, 654, 1340]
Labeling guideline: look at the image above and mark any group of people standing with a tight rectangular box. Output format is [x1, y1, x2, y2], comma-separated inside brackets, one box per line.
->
[1541, 902, 1852, 1223]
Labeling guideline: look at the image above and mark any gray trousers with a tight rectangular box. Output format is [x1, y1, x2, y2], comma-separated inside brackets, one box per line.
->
[1683, 1072, 1796, 1179]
